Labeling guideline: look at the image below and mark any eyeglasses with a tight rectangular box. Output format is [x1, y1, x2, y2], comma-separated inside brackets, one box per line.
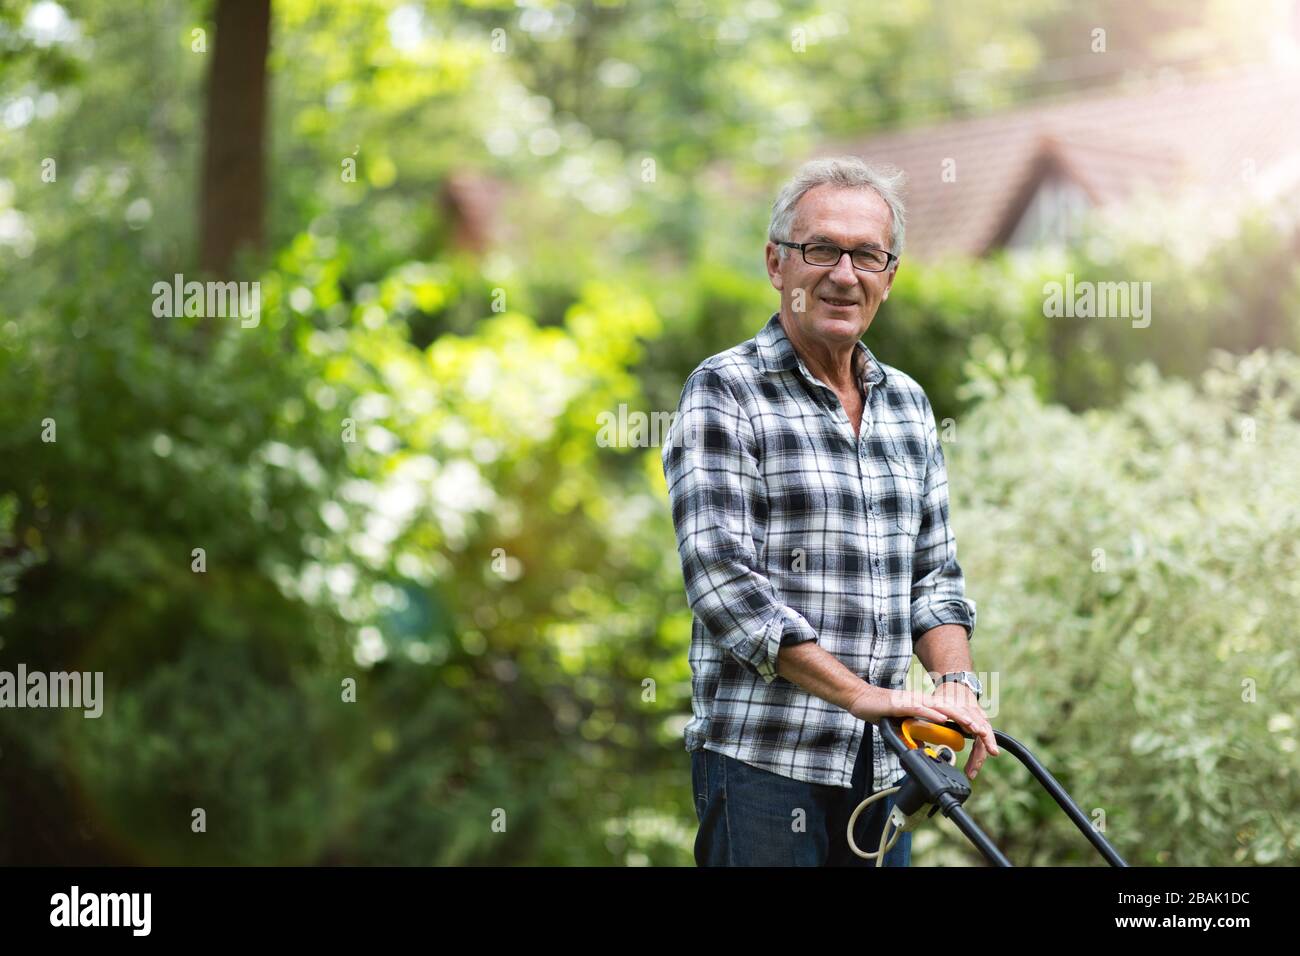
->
[774, 240, 897, 273]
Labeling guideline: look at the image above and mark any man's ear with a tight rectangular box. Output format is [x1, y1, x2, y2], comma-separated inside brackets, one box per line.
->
[765, 242, 784, 291]
[883, 262, 899, 299]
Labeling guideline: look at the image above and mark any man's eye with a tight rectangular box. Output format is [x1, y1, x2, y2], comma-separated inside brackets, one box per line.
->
[804, 244, 840, 263]
[854, 249, 886, 267]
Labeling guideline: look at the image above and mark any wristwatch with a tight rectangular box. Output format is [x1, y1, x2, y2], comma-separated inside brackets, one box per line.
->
[936, 671, 983, 701]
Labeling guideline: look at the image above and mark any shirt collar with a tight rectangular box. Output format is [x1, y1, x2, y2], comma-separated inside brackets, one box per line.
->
[755, 310, 886, 391]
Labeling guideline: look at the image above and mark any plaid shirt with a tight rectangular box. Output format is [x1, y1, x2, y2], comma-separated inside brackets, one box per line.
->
[662, 311, 976, 790]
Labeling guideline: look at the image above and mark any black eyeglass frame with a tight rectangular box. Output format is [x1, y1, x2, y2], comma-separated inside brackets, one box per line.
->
[774, 239, 898, 273]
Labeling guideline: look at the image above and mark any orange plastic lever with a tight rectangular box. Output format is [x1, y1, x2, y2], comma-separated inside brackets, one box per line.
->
[900, 718, 968, 753]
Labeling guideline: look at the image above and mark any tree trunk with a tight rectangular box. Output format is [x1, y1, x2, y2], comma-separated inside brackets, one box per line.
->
[198, 0, 271, 275]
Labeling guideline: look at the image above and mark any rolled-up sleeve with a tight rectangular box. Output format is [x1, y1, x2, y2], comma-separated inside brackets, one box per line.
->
[661, 367, 818, 683]
[909, 400, 977, 643]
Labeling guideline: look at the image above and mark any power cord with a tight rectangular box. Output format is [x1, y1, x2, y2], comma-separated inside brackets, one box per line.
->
[845, 785, 904, 865]
[847, 744, 959, 865]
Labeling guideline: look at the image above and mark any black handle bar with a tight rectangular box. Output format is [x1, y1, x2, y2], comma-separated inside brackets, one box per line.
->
[879, 716, 1128, 867]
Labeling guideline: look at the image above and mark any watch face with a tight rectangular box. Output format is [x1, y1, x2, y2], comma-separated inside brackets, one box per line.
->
[945, 673, 980, 695]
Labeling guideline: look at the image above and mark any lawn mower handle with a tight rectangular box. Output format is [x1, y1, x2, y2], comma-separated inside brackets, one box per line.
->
[879, 716, 1128, 867]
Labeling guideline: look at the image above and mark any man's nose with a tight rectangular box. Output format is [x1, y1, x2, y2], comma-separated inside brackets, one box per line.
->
[829, 250, 858, 285]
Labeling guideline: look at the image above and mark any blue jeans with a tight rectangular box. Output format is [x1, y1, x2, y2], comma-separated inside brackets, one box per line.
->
[690, 729, 912, 867]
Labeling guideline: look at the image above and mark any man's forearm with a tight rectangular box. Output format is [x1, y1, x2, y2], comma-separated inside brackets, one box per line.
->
[914, 623, 974, 680]
[777, 624, 973, 712]
[775, 641, 878, 712]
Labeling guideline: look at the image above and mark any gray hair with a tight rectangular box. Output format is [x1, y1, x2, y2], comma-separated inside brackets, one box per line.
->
[768, 155, 907, 262]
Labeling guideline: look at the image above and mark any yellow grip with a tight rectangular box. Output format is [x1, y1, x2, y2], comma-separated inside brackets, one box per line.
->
[901, 718, 968, 753]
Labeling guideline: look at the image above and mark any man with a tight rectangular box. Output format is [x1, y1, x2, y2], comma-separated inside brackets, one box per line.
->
[662, 156, 999, 867]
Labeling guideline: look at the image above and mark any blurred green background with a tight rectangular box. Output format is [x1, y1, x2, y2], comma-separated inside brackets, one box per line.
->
[1, 0, 1297, 865]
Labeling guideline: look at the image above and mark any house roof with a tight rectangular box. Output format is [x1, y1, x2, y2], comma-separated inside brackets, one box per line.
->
[819, 64, 1300, 261]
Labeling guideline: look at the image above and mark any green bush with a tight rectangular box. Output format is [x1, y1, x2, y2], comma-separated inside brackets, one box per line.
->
[931, 348, 1300, 865]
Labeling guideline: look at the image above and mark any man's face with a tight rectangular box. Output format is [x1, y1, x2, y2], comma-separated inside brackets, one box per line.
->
[765, 184, 898, 346]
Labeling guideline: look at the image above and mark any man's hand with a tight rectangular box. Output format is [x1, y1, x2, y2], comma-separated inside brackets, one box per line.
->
[931, 681, 998, 780]
[847, 682, 947, 725]
[847, 681, 999, 780]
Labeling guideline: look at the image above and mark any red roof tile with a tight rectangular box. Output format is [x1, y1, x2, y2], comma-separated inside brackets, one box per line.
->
[817, 64, 1300, 261]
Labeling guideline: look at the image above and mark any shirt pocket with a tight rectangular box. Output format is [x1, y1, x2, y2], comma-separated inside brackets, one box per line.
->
[883, 448, 927, 536]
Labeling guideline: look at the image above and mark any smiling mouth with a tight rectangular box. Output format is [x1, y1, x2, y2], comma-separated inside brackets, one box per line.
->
[821, 295, 858, 307]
